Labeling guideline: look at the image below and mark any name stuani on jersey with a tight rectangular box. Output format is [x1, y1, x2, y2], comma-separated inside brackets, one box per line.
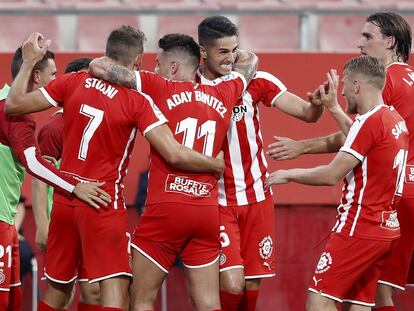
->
[84, 78, 118, 99]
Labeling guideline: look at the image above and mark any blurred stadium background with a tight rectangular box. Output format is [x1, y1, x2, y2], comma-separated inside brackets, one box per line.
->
[1, 0, 414, 310]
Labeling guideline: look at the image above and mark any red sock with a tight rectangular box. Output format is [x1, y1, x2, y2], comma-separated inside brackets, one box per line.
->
[220, 291, 243, 311]
[373, 307, 396, 311]
[0, 291, 10, 310]
[38, 301, 59, 311]
[78, 302, 102, 311]
[6, 286, 22, 311]
[238, 290, 259, 311]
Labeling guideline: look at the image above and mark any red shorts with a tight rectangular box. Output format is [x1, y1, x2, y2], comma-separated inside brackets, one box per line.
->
[45, 203, 132, 283]
[0, 222, 20, 291]
[219, 198, 275, 279]
[378, 197, 414, 290]
[132, 203, 220, 272]
[309, 233, 392, 306]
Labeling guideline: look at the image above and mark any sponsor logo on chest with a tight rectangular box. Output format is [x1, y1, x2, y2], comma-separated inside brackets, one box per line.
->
[232, 105, 248, 122]
[165, 174, 213, 197]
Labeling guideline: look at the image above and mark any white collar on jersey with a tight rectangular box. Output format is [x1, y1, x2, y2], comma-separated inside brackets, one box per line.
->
[196, 68, 215, 85]
[386, 61, 408, 69]
[355, 104, 388, 122]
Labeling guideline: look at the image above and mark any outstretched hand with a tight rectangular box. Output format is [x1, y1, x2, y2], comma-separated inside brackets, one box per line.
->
[267, 136, 304, 160]
[22, 32, 51, 65]
[266, 170, 290, 188]
[73, 182, 112, 209]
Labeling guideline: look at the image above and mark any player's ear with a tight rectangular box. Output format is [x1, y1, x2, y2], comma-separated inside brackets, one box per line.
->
[134, 53, 144, 70]
[199, 45, 207, 60]
[32, 69, 41, 85]
[353, 80, 360, 94]
[387, 36, 396, 50]
[171, 61, 179, 75]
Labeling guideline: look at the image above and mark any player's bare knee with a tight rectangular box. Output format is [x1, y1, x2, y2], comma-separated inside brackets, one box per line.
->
[375, 283, 394, 306]
[79, 282, 101, 305]
[193, 297, 221, 311]
[220, 271, 245, 294]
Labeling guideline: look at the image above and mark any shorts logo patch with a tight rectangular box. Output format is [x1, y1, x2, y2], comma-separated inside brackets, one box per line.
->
[381, 211, 400, 230]
[219, 253, 226, 266]
[259, 235, 273, 260]
[315, 252, 332, 274]
[165, 174, 213, 197]
[0, 269, 5, 284]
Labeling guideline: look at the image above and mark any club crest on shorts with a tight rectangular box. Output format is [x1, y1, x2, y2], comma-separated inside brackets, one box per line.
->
[232, 105, 247, 122]
[258, 235, 273, 260]
[219, 253, 227, 266]
[315, 252, 332, 274]
[0, 269, 5, 284]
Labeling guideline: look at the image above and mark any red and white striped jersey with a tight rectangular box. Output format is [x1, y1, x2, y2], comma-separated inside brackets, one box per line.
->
[40, 72, 167, 209]
[383, 62, 414, 198]
[196, 70, 287, 206]
[332, 105, 408, 241]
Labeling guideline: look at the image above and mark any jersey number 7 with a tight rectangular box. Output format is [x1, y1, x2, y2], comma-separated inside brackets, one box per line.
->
[78, 104, 104, 161]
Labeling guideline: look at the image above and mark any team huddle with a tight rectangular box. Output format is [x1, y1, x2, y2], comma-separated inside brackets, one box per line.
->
[0, 12, 413, 311]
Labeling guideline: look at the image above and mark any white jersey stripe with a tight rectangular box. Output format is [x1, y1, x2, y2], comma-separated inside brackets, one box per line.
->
[244, 92, 265, 202]
[228, 122, 248, 206]
[335, 171, 356, 233]
[350, 158, 368, 236]
[114, 127, 137, 210]
[218, 177, 227, 206]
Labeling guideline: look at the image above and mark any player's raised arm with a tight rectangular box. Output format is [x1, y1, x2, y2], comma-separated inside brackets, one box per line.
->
[145, 124, 224, 177]
[233, 49, 258, 84]
[5, 33, 54, 115]
[267, 131, 346, 160]
[89, 56, 137, 90]
[266, 151, 359, 187]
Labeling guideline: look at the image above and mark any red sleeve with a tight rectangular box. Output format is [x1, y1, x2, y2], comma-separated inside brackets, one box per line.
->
[254, 72, 288, 107]
[212, 71, 247, 107]
[38, 112, 63, 160]
[340, 115, 379, 161]
[131, 91, 168, 136]
[40, 73, 78, 107]
[135, 70, 169, 102]
[7, 114, 76, 194]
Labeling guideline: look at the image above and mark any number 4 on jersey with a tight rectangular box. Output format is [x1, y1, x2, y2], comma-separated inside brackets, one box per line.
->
[78, 104, 104, 161]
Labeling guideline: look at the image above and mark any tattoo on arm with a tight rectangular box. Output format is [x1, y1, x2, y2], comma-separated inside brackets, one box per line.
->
[233, 51, 257, 84]
[105, 65, 137, 90]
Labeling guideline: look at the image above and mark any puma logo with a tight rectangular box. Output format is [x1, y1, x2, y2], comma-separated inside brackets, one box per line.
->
[313, 276, 322, 286]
